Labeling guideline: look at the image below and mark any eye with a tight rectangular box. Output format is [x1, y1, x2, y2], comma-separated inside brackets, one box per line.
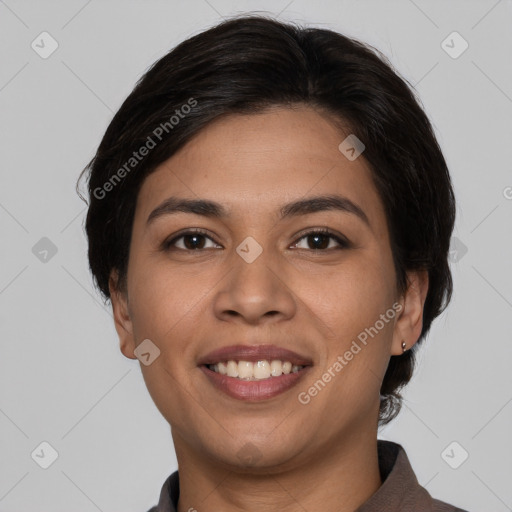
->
[161, 227, 350, 252]
[291, 228, 350, 251]
[162, 229, 221, 251]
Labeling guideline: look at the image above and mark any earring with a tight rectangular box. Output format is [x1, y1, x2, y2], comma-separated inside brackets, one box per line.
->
[401, 341, 407, 353]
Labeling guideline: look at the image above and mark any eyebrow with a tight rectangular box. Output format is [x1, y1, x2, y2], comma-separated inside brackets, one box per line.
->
[146, 194, 370, 227]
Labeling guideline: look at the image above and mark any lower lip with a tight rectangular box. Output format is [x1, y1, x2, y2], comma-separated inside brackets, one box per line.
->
[200, 365, 311, 401]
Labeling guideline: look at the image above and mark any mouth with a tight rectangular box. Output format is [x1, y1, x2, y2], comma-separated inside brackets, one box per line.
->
[206, 359, 306, 379]
[197, 345, 313, 401]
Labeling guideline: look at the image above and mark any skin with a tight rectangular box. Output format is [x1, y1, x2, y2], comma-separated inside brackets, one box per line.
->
[109, 105, 429, 512]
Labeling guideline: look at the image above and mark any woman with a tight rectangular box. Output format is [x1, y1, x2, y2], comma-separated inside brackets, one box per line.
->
[78, 14, 470, 512]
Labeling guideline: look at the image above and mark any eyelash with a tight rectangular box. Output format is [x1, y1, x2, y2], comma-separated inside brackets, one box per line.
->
[161, 227, 350, 252]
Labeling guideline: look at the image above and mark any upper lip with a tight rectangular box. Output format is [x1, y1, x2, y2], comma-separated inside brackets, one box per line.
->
[197, 344, 313, 366]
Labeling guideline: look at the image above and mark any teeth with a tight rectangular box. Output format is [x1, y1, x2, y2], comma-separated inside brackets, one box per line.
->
[254, 360, 270, 379]
[208, 360, 305, 380]
[238, 361, 253, 379]
[270, 360, 282, 376]
[226, 360, 239, 378]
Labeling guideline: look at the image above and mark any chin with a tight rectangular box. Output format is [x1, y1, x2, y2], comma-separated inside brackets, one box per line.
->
[199, 434, 308, 475]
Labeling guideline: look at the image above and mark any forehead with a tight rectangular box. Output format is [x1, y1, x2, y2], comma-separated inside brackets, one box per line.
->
[135, 106, 385, 229]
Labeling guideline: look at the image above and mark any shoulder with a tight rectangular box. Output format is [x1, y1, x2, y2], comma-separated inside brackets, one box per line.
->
[363, 440, 471, 512]
[144, 470, 179, 512]
[431, 497, 470, 512]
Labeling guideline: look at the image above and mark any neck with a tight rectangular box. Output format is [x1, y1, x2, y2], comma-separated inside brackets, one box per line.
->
[173, 428, 382, 512]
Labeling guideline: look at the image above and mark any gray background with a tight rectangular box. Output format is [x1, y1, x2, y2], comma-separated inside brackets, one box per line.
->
[1, 0, 511, 511]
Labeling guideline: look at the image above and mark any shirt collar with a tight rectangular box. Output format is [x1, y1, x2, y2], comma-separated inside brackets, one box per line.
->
[355, 440, 432, 511]
[153, 440, 431, 512]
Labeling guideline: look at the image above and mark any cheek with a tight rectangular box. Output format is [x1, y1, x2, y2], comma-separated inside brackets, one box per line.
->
[299, 253, 396, 402]
[301, 255, 395, 336]
[127, 262, 208, 423]
[128, 285, 170, 340]
[126, 255, 196, 342]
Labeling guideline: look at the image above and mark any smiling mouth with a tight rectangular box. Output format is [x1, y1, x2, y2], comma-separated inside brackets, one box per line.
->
[206, 360, 306, 380]
[197, 344, 313, 401]
[200, 361, 311, 401]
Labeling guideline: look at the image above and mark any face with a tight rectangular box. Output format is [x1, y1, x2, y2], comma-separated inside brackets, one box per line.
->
[110, 105, 427, 472]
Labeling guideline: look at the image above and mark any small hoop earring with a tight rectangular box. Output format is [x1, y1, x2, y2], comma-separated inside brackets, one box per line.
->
[401, 341, 407, 353]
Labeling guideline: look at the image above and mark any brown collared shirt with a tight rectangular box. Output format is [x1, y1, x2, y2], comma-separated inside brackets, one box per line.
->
[147, 440, 470, 512]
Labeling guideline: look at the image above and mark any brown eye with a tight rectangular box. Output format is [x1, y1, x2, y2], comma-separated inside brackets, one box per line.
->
[291, 229, 350, 251]
[162, 229, 221, 251]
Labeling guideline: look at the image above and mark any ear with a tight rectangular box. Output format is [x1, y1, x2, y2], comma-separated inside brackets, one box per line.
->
[109, 269, 137, 360]
[391, 269, 429, 356]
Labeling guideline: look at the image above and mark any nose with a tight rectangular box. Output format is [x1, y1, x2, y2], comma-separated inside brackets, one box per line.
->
[212, 247, 297, 326]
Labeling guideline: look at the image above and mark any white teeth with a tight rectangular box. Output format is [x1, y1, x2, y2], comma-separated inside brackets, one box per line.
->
[217, 361, 227, 375]
[254, 360, 271, 380]
[270, 360, 282, 377]
[208, 360, 305, 379]
[238, 361, 253, 379]
[226, 360, 239, 378]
